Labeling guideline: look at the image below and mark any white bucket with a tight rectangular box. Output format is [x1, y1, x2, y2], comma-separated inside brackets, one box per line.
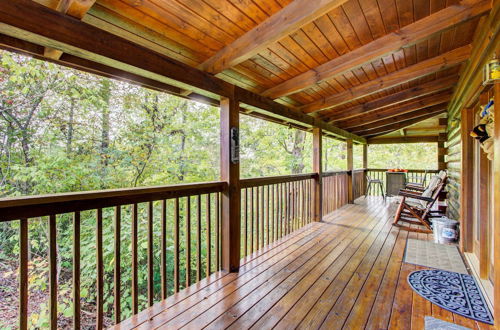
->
[433, 217, 458, 244]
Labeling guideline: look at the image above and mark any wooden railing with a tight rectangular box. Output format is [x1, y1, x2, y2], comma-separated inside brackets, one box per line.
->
[321, 171, 349, 215]
[0, 182, 225, 328]
[352, 169, 367, 200]
[240, 173, 315, 258]
[365, 169, 439, 196]
[1, 171, 368, 328]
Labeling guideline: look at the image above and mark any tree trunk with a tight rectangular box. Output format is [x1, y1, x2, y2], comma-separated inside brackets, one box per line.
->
[177, 107, 187, 181]
[66, 97, 75, 154]
[291, 130, 306, 174]
[99, 79, 111, 184]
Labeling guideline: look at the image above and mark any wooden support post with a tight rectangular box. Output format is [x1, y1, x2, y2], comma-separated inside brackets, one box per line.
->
[346, 139, 354, 203]
[493, 82, 500, 329]
[220, 87, 241, 272]
[460, 107, 474, 253]
[312, 127, 322, 221]
[362, 144, 368, 194]
[438, 132, 447, 170]
[362, 144, 368, 168]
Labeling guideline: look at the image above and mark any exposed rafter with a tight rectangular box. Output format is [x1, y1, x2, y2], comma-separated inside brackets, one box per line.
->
[43, 0, 96, 59]
[361, 111, 447, 137]
[300, 45, 471, 114]
[322, 75, 457, 122]
[351, 105, 447, 135]
[262, 0, 490, 100]
[198, 0, 349, 74]
[333, 92, 452, 128]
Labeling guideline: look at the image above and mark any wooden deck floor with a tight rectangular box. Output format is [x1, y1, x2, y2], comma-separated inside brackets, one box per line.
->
[115, 197, 494, 330]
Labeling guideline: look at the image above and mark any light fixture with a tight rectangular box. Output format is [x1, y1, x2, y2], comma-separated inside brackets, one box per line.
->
[482, 55, 500, 85]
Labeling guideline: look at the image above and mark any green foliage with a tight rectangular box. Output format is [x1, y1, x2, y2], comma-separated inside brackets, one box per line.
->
[367, 143, 437, 169]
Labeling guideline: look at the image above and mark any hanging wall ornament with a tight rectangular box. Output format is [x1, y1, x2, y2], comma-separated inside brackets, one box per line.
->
[470, 100, 495, 160]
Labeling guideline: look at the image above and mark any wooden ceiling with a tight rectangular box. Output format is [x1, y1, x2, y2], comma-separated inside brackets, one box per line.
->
[24, 0, 495, 138]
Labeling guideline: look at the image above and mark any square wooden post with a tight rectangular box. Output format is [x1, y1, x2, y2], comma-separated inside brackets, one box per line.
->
[493, 82, 500, 328]
[220, 89, 240, 272]
[362, 144, 368, 194]
[346, 139, 354, 203]
[362, 144, 368, 168]
[460, 107, 474, 253]
[438, 132, 447, 170]
[312, 127, 322, 221]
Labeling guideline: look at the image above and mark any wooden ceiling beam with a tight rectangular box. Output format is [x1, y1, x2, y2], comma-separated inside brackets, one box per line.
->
[263, 0, 490, 100]
[235, 87, 365, 143]
[322, 75, 457, 122]
[198, 0, 349, 74]
[0, 33, 221, 105]
[360, 111, 447, 137]
[367, 136, 440, 144]
[350, 105, 447, 134]
[334, 91, 452, 129]
[405, 126, 447, 133]
[300, 45, 471, 114]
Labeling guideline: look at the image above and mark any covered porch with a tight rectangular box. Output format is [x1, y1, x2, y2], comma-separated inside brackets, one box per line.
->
[0, 0, 499, 329]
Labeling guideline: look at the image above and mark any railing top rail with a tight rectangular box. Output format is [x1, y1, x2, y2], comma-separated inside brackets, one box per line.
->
[366, 168, 439, 173]
[322, 170, 349, 177]
[0, 181, 226, 222]
[240, 173, 317, 188]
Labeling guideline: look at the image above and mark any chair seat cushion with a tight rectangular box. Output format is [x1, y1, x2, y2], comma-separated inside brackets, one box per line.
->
[406, 198, 425, 209]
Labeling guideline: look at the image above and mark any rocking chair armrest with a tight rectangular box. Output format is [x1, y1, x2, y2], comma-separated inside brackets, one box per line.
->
[405, 184, 425, 191]
[399, 189, 423, 195]
[399, 191, 434, 202]
[406, 182, 424, 187]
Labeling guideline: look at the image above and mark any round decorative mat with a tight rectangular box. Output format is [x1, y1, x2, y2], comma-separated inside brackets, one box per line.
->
[408, 269, 493, 325]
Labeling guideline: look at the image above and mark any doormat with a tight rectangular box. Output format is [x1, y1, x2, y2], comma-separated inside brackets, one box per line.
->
[424, 316, 471, 330]
[409, 269, 493, 325]
[404, 239, 468, 274]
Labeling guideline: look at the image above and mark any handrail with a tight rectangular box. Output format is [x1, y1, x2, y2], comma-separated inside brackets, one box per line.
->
[0, 181, 226, 221]
[240, 173, 317, 188]
[366, 168, 439, 173]
[322, 170, 349, 177]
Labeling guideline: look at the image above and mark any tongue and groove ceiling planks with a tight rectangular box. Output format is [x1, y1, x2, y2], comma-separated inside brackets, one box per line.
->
[12, 0, 495, 138]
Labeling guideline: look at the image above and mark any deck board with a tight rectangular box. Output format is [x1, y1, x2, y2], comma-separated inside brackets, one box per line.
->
[114, 197, 494, 330]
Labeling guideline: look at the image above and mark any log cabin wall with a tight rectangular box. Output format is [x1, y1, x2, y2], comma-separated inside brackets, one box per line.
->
[446, 120, 461, 220]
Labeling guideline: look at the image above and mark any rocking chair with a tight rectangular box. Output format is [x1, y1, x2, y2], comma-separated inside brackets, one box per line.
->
[393, 174, 446, 233]
[405, 170, 446, 192]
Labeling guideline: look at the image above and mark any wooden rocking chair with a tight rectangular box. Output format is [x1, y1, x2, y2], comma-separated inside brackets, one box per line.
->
[393, 175, 446, 233]
[405, 170, 446, 192]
